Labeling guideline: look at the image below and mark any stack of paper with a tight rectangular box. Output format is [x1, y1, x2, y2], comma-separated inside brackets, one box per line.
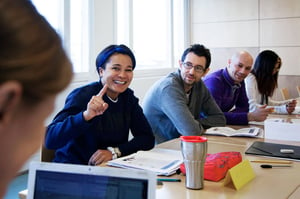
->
[265, 118, 300, 141]
[293, 106, 300, 114]
[107, 148, 183, 176]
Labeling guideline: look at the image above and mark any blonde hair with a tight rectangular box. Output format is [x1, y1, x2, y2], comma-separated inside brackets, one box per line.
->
[0, 0, 73, 104]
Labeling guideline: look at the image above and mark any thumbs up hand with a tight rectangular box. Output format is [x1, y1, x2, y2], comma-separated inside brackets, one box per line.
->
[83, 84, 109, 121]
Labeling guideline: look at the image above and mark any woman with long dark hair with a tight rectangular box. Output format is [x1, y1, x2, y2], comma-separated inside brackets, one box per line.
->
[245, 50, 296, 114]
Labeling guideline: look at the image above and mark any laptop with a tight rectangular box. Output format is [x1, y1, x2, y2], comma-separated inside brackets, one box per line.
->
[27, 161, 156, 199]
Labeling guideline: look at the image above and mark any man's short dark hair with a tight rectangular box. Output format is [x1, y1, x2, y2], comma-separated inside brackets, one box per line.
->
[181, 44, 211, 69]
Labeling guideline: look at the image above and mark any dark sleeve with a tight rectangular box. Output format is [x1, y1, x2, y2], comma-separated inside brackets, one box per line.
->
[232, 83, 249, 113]
[223, 112, 248, 125]
[45, 88, 94, 149]
[204, 77, 249, 125]
[204, 76, 226, 108]
[118, 95, 155, 156]
[226, 84, 249, 125]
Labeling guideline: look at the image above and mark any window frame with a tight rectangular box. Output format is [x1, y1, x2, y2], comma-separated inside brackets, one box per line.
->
[32, 0, 190, 81]
[32, 0, 93, 83]
[114, 0, 190, 78]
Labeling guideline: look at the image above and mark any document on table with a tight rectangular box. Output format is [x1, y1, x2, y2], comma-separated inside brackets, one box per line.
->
[107, 148, 183, 176]
[248, 121, 265, 126]
[264, 118, 300, 141]
[293, 106, 300, 114]
[205, 127, 263, 138]
[267, 106, 300, 115]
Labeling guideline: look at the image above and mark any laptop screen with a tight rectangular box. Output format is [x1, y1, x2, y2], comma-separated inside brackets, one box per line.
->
[27, 162, 156, 199]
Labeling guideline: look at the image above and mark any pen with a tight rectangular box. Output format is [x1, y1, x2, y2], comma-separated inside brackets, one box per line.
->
[260, 164, 292, 168]
[157, 178, 181, 182]
[250, 160, 292, 164]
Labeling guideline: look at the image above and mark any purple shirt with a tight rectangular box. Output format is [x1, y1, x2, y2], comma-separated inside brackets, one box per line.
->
[203, 68, 249, 125]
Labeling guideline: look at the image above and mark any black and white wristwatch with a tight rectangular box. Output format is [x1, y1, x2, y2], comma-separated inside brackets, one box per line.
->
[107, 147, 121, 159]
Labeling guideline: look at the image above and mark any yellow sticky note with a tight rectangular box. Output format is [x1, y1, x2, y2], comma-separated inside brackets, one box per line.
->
[223, 159, 256, 190]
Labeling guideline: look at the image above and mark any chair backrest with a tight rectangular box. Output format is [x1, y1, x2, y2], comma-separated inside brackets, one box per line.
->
[41, 145, 55, 162]
[280, 88, 290, 100]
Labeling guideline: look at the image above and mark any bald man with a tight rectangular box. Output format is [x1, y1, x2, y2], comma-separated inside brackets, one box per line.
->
[203, 51, 272, 125]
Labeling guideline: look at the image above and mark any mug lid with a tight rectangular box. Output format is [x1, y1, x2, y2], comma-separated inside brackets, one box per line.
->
[180, 136, 207, 143]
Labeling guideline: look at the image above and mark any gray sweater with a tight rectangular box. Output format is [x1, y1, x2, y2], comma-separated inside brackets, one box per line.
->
[142, 70, 226, 144]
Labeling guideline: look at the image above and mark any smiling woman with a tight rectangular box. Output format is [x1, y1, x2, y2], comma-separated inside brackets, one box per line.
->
[45, 44, 155, 166]
[96, 45, 135, 100]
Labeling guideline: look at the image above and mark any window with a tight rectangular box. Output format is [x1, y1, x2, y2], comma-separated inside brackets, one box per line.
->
[117, 0, 187, 75]
[32, 0, 188, 78]
[31, 0, 90, 74]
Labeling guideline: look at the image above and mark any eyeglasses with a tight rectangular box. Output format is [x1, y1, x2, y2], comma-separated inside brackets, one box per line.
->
[182, 62, 206, 73]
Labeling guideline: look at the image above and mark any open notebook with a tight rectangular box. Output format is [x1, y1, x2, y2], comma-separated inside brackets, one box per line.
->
[27, 161, 156, 199]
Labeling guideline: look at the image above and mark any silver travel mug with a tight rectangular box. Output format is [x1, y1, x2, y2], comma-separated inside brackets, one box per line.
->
[180, 136, 207, 190]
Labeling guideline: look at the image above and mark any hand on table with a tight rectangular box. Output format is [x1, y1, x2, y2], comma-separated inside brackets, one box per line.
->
[286, 99, 297, 114]
[248, 104, 273, 122]
[88, 149, 113, 166]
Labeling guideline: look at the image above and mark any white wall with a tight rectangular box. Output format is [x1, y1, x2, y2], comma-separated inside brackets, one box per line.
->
[191, 0, 300, 99]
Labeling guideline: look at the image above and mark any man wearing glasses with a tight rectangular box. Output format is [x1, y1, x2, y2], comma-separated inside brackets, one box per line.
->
[142, 44, 226, 144]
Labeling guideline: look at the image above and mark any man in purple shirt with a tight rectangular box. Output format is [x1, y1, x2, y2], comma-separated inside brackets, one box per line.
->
[203, 51, 273, 125]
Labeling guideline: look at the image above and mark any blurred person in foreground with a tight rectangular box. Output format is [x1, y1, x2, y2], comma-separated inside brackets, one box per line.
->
[0, 0, 73, 197]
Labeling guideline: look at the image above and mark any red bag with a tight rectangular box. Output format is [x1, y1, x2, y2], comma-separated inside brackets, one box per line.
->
[180, 151, 242, 182]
